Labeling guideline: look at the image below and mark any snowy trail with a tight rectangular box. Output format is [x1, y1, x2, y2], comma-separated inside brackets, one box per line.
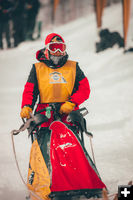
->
[0, 2, 133, 200]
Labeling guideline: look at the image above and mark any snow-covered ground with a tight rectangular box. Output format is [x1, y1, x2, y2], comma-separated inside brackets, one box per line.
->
[0, 2, 133, 200]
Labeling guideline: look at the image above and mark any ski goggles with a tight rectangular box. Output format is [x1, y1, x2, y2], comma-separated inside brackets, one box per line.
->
[46, 42, 66, 53]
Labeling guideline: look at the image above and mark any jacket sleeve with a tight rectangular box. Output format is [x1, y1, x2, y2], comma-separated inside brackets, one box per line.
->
[69, 63, 90, 105]
[21, 64, 39, 109]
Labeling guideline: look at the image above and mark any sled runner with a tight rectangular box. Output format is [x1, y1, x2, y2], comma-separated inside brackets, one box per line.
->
[11, 104, 107, 200]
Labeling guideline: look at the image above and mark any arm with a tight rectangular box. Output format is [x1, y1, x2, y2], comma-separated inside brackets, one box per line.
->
[60, 63, 90, 114]
[69, 63, 90, 105]
[21, 64, 39, 109]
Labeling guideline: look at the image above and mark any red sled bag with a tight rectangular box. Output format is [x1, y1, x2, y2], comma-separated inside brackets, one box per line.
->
[49, 120, 106, 199]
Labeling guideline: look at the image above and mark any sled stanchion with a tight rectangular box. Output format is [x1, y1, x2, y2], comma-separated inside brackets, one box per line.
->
[22, 117, 34, 144]
[89, 137, 96, 166]
[81, 131, 85, 146]
[22, 118, 25, 124]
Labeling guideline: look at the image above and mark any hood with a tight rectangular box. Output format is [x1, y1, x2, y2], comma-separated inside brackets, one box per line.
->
[36, 48, 68, 69]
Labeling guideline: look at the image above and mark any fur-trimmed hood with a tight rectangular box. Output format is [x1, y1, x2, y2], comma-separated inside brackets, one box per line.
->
[36, 48, 68, 69]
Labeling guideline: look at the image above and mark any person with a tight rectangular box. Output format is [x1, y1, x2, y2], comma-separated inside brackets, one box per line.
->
[12, 0, 25, 47]
[20, 32, 90, 123]
[0, 0, 13, 49]
[34, 0, 46, 40]
[20, 33, 106, 200]
[24, 0, 40, 40]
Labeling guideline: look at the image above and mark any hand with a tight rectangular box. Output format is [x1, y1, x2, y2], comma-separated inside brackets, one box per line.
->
[60, 101, 75, 114]
[20, 106, 32, 119]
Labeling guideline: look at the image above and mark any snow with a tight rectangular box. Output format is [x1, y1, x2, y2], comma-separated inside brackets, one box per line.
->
[0, 2, 133, 200]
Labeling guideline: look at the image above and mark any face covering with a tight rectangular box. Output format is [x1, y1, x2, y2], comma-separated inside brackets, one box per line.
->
[50, 55, 63, 65]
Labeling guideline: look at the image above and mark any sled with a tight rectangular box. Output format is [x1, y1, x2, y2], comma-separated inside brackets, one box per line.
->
[11, 104, 108, 200]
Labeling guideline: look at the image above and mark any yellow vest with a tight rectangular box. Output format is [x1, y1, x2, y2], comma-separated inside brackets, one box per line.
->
[35, 60, 76, 103]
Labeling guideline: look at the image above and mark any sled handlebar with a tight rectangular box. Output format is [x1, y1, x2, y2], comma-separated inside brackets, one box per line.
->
[35, 108, 47, 114]
[35, 103, 62, 120]
[36, 104, 89, 121]
[11, 104, 91, 137]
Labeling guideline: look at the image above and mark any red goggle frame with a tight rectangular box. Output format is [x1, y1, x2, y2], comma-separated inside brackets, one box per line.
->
[46, 42, 66, 53]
